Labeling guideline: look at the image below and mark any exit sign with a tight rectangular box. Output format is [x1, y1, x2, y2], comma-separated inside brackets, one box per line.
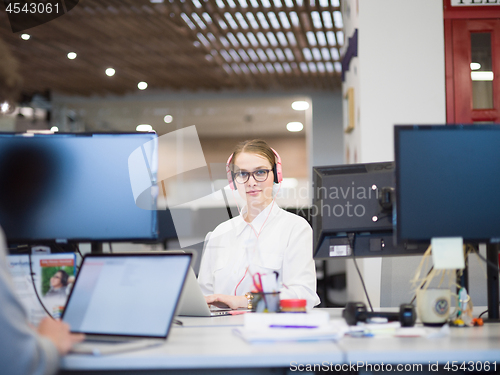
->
[452, 0, 500, 5]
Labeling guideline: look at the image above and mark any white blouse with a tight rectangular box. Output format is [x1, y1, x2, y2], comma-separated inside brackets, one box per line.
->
[197, 202, 320, 309]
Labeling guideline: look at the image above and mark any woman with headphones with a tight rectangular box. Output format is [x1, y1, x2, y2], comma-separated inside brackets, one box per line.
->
[198, 139, 320, 310]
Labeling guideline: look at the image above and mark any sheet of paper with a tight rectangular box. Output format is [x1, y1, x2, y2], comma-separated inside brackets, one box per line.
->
[431, 237, 465, 269]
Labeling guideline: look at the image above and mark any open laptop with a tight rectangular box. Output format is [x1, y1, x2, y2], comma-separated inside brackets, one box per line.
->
[62, 252, 192, 355]
[163, 250, 251, 317]
[176, 266, 233, 317]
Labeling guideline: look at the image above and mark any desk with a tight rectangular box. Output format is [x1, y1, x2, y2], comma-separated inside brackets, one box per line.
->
[60, 309, 500, 375]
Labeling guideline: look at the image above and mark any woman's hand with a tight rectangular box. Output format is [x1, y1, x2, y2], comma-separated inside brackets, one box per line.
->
[37, 317, 85, 355]
[204, 294, 247, 310]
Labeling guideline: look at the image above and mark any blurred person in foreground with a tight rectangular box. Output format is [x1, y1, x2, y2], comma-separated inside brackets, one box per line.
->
[0, 38, 84, 375]
[0, 228, 84, 375]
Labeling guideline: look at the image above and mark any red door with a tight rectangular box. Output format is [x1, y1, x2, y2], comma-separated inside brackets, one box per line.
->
[444, 2, 500, 123]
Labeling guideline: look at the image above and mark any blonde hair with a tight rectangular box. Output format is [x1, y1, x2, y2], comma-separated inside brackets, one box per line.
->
[229, 139, 276, 168]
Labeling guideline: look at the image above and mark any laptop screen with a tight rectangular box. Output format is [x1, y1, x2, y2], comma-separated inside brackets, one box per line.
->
[62, 253, 191, 338]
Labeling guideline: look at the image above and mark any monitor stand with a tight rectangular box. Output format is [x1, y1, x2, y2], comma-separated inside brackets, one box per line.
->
[486, 243, 500, 322]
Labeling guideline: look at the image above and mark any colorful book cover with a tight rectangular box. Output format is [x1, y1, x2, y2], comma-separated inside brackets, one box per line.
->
[8, 253, 76, 325]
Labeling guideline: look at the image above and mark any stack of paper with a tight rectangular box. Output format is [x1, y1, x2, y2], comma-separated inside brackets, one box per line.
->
[233, 311, 348, 343]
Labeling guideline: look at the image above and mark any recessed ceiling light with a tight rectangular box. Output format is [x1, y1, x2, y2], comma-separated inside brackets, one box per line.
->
[105, 68, 115, 77]
[21, 34, 30, 40]
[286, 122, 304, 132]
[291, 101, 309, 111]
[50, 126, 59, 132]
[67, 52, 77, 59]
[138, 81, 148, 90]
[150, 0, 164, 3]
[164, 115, 173, 123]
[1, 101, 10, 113]
[470, 62, 481, 70]
[136, 124, 153, 132]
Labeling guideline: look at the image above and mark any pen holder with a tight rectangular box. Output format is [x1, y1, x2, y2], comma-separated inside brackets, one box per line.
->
[251, 292, 281, 313]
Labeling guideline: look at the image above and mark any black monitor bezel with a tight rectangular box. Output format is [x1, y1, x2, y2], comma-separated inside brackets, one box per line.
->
[394, 124, 500, 244]
[61, 252, 192, 338]
[0, 131, 159, 244]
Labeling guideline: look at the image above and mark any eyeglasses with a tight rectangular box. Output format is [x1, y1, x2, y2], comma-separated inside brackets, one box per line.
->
[51, 275, 61, 279]
[234, 169, 272, 184]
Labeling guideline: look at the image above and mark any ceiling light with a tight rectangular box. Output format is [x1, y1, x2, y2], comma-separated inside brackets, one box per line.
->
[311, 11, 322, 28]
[471, 71, 494, 81]
[150, 0, 164, 3]
[286, 122, 304, 132]
[257, 12, 270, 29]
[164, 115, 173, 123]
[138, 81, 148, 90]
[136, 124, 153, 132]
[21, 34, 30, 40]
[192, 13, 206, 29]
[67, 52, 77, 59]
[235, 13, 248, 29]
[1, 101, 10, 113]
[291, 101, 309, 110]
[302, 48, 312, 61]
[181, 13, 196, 30]
[50, 126, 59, 132]
[336, 31, 344, 46]
[333, 11, 344, 28]
[470, 62, 481, 70]
[105, 68, 115, 76]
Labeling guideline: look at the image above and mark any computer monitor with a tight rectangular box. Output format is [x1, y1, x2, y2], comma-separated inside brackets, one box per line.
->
[312, 162, 428, 259]
[395, 124, 500, 320]
[0, 132, 159, 244]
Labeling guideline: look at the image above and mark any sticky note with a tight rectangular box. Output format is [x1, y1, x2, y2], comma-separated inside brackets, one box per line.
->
[431, 237, 465, 269]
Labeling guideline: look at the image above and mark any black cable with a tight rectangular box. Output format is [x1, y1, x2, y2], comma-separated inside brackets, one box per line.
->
[352, 256, 374, 312]
[220, 188, 233, 220]
[173, 319, 183, 326]
[109, 243, 113, 253]
[470, 245, 500, 274]
[479, 310, 488, 319]
[373, 213, 390, 222]
[72, 243, 84, 260]
[347, 233, 374, 312]
[28, 252, 54, 319]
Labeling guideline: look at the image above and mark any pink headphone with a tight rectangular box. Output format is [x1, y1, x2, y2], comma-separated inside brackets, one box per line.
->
[226, 148, 283, 190]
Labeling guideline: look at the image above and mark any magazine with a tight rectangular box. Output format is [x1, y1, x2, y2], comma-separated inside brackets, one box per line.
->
[8, 253, 76, 325]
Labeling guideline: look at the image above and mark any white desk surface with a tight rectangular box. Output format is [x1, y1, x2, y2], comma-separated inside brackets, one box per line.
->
[61, 308, 500, 374]
[62, 312, 343, 372]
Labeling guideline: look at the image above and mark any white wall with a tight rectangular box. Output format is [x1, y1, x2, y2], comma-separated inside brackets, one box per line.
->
[358, 0, 446, 162]
[342, 0, 447, 307]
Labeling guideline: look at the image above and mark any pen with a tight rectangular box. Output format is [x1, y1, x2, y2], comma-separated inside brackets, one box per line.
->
[269, 325, 318, 329]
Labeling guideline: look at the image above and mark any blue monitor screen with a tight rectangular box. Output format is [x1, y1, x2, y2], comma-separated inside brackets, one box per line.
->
[395, 125, 500, 243]
[0, 133, 158, 242]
